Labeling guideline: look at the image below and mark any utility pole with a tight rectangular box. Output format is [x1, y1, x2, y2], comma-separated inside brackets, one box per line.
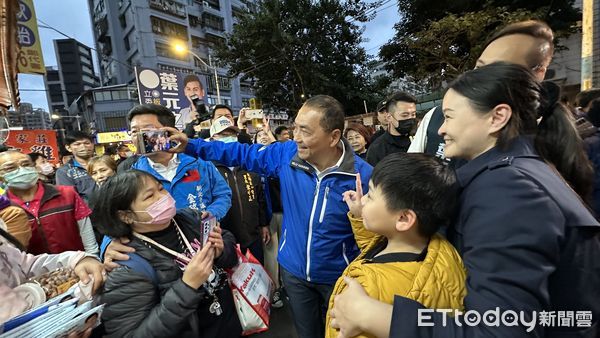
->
[582, 0, 594, 90]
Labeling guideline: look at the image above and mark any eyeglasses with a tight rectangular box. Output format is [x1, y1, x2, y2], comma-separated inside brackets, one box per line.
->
[0, 160, 35, 174]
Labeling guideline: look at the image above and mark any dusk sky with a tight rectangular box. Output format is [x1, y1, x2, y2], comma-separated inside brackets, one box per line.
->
[17, 0, 400, 111]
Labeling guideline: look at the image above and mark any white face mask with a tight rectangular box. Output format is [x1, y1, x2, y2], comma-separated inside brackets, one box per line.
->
[39, 163, 54, 176]
[219, 136, 238, 143]
[124, 151, 133, 157]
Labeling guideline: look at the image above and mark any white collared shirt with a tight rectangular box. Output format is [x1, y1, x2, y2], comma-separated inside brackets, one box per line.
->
[308, 141, 345, 179]
[147, 154, 181, 181]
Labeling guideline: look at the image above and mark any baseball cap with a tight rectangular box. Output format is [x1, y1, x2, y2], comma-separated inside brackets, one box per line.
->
[376, 99, 388, 112]
[210, 116, 240, 137]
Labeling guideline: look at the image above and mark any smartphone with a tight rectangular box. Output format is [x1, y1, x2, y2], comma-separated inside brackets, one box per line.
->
[136, 130, 178, 154]
[245, 109, 264, 120]
[245, 109, 264, 128]
[201, 216, 217, 247]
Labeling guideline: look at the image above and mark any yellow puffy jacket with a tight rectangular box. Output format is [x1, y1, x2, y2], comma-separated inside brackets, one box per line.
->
[325, 213, 467, 338]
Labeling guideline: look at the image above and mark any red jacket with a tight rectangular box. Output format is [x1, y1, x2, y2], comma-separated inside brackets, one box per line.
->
[8, 182, 91, 254]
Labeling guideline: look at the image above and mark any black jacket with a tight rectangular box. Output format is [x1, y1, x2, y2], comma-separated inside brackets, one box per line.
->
[390, 137, 600, 338]
[214, 163, 268, 247]
[99, 209, 242, 338]
[365, 132, 411, 166]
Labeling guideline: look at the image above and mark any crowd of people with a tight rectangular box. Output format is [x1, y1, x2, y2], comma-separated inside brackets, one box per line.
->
[1, 19, 599, 338]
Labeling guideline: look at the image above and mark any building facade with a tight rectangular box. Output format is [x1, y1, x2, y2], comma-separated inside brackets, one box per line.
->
[43, 39, 99, 133]
[8, 103, 51, 130]
[88, 0, 255, 112]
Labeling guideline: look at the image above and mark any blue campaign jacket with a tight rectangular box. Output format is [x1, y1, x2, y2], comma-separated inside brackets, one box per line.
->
[185, 139, 373, 284]
[390, 136, 600, 338]
[131, 153, 232, 220]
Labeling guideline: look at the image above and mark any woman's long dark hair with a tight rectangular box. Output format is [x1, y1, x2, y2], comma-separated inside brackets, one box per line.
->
[448, 62, 594, 202]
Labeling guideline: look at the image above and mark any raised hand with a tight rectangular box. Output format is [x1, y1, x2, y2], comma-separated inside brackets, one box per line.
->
[342, 173, 364, 218]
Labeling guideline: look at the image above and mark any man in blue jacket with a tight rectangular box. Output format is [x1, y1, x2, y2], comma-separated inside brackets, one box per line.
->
[168, 95, 373, 338]
[101, 104, 233, 269]
[125, 104, 231, 218]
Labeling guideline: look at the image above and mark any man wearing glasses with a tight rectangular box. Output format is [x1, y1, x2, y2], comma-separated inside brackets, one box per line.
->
[0, 151, 98, 255]
[366, 91, 417, 166]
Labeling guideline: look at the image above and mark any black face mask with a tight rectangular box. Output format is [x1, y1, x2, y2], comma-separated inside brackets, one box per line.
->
[393, 118, 416, 136]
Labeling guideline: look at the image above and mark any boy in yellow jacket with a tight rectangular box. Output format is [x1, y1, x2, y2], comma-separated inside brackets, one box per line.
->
[326, 153, 466, 338]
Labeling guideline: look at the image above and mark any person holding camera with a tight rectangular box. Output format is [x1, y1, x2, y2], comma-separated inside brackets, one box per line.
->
[186, 105, 253, 144]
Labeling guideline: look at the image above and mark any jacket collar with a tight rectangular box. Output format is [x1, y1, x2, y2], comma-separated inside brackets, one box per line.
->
[456, 136, 539, 188]
[135, 153, 198, 182]
[289, 138, 356, 176]
[40, 183, 61, 204]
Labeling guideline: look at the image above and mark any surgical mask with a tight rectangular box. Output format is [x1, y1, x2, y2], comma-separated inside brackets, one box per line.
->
[133, 194, 177, 225]
[39, 163, 54, 176]
[219, 136, 238, 143]
[3, 167, 39, 189]
[124, 151, 133, 157]
[392, 118, 416, 136]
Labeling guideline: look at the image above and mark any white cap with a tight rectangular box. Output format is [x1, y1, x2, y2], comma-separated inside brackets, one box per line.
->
[210, 116, 239, 137]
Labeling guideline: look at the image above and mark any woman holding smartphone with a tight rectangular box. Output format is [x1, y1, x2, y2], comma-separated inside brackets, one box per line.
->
[90, 170, 241, 338]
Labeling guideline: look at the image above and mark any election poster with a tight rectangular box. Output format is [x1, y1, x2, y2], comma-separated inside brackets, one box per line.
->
[16, 0, 46, 74]
[5, 130, 60, 164]
[135, 67, 207, 130]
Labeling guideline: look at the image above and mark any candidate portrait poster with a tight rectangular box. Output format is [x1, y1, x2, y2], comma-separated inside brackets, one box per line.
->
[135, 67, 207, 130]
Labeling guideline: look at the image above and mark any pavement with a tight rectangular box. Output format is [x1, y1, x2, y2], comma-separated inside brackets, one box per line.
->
[254, 292, 298, 338]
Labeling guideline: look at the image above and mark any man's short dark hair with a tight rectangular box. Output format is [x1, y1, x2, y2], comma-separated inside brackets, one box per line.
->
[211, 104, 234, 119]
[65, 131, 94, 145]
[274, 125, 289, 136]
[385, 91, 417, 112]
[485, 20, 554, 69]
[89, 170, 158, 238]
[303, 95, 345, 133]
[371, 153, 458, 237]
[576, 88, 600, 110]
[183, 74, 203, 89]
[127, 104, 176, 128]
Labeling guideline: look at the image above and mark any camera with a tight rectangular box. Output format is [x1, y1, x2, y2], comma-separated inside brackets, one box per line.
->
[136, 130, 178, 154]
[190, 94, 211, 122]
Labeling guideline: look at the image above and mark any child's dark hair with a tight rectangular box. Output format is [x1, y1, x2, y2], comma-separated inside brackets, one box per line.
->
[371, 153, 458, 237]
[89, 170, 159, 238]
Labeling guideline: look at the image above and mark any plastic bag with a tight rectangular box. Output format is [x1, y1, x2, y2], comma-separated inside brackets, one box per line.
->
[227, 246, 274, 335]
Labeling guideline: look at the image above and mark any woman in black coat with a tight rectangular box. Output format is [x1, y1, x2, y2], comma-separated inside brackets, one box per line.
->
[90, 170, 242, 338]
[329, 63, 600, 338]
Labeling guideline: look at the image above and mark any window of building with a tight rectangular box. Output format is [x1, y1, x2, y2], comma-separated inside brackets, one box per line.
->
[150, 16, 188, 40]
[205, 33, 225, 47]
[189, 15, 199, 27]
[149, 0, 186, 18]
[202, 13, 224, 31]
[119, 13, 127, 28]
[231, 5, 246, 19]
[155, 42, 189, 61]
[104, 116, 128, 130]
[205, 0, 220, 10]
[205, 74, 231, 92]
[124, 34, 131, 51]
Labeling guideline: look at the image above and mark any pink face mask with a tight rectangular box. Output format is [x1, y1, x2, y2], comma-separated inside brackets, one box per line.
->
[134, 193, 177, 225]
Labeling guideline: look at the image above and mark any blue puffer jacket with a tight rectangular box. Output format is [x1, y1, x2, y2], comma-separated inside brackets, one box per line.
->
[185, 139, 373, 284]
[131, 153, 232, 220]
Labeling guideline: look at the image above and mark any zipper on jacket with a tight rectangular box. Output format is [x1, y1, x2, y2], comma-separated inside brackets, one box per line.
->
[279, 229, 287, 252]
[306, 179, 322, 282]
[342, 242, 350, 266]
[35, 216, 51, 253]
[318, 186, 330, 223]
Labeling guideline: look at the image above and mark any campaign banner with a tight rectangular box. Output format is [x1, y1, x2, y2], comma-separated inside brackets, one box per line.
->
[16, 0, 46, 74]
[5, 130, 60, 164]
[135, 67, 207, 129]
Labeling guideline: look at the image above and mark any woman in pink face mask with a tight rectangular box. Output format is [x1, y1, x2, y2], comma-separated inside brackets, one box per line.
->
[89, 170, 242, 337]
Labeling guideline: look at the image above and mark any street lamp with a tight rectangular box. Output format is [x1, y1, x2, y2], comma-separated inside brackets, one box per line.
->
[52, 114, 82, 131]
[172, 42, 221, 104]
